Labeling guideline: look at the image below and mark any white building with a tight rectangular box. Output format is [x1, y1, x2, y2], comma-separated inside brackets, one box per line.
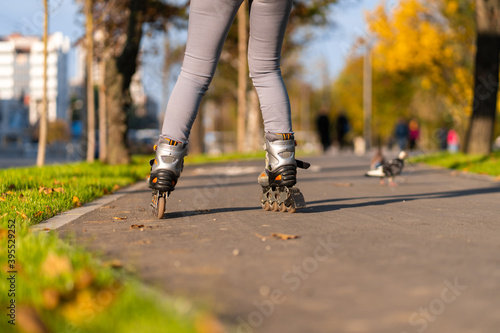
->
[0, 32, 70, 127]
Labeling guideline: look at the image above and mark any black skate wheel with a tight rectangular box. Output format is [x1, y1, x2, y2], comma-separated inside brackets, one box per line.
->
[279, 203, 287, 213]
[272, 202, 279, 212]
[262, 201, 271, 211]
[287, 205, 296, 214]
[157, 196, 166, 219]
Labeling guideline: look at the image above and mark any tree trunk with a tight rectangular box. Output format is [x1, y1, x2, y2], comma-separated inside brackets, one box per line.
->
[248, 88, 262, 151]
[37, 0, 49, 167]
[237, 1, 248, 152]
[86, 0, 96, 162]
[105, 57, 130, 165]
[106, 0, 146, 165]
[98, 59, 108, 162]
[464, 0, 500, 154]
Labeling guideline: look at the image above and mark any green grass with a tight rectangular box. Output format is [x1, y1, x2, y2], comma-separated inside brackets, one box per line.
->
[0, 154, 236, 333]
[410, 151, 500, 177]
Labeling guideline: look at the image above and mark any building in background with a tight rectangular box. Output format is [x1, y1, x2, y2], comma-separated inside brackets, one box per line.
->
[0, 32, 70, 147]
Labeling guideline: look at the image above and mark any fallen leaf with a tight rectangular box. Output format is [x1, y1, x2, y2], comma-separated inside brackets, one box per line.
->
[72, 196, 82, 207]
[112, 184, 120, 191]
[42, 289, 60, 310]
[0, 197, 5, 202]
[333, 182, 353, 187]
[130, 224, 144, 229]
[39, 187, 53, 195]
[53, 187, 65, 193]
[41, 252, 72, 278]
[17, 306, 48, 333]
[5, 191, 14, 195]
[43, 228, 51, 231]
[271, 233, 300, 240]
[16, 211, 27, 219]
[75, 269, 95, 290]
[35, 211, 43, 218]
[0, 228, 8, 239]
[104, 259, 123, 268]
[113, 216, 127, 220]
[195, 314, 226, 333]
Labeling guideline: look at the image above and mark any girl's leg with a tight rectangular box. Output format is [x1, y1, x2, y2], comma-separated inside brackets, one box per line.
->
[161, 0, 244, 143]
[248, 0, 293, 134]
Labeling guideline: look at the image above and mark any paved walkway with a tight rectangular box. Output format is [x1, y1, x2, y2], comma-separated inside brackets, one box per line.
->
[58, 154, 500, 333]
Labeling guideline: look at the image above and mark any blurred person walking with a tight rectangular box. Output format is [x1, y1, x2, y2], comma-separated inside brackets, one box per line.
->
[408, 118, 420, 150]
[316, 106, 331, 152]
[394, 118, 409, 151]
[336, 110, 350, 150]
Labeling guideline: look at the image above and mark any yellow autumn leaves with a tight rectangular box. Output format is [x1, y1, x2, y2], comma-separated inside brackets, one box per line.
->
[332, 0, 477, 142]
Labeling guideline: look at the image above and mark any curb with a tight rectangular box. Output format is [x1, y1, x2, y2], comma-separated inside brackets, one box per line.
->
[31, 181, 147, 232]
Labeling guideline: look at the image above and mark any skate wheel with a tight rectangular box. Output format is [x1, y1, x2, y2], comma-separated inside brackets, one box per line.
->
[272, 202, 279, 212]
[157, 196, 166, 219]
[279, 203, 287, 213]
[287, 205, 296, 214]
[263, 201, 271, 211]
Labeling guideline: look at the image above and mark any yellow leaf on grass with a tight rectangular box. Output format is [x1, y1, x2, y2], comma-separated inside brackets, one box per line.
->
[41, 252, 72, 278]
[72, 196, 82, 207]
[42, 289, 60, 310]
[17, 306, 48, 333]
[39, 187, 53, 195]
[16, 211, 27, 219]
[0, 228, 8, 239]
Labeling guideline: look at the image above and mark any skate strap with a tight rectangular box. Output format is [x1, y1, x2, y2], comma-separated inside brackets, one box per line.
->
[296, 160, 310, 169]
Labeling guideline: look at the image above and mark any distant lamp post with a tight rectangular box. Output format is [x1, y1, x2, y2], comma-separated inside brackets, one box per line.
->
[359, 37, 373, 153]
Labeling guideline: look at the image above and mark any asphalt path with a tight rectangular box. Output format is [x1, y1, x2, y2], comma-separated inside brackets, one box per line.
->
[58, 154, 500, 333]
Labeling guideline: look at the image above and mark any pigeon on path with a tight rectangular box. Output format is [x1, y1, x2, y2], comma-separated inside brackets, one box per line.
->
[365, 151, 407, 186]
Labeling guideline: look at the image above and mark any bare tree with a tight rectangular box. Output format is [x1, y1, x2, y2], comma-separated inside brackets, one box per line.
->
[86, 0, 96, 162]
[464, 0, 500, 154]
[98, 58, 107, 162]
[36, 0, 49, 167]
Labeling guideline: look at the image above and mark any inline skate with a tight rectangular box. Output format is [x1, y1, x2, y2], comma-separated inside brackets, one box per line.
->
[258, 133, 310, 213]
[148, 136, 188, 219]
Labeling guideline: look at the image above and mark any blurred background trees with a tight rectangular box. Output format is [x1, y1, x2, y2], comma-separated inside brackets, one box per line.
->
[78, 0, 499, 163]
[329, 0, 499, 153]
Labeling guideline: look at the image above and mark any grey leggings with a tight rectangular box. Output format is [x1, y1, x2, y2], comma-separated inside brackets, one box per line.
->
[161, 0, 293, 143]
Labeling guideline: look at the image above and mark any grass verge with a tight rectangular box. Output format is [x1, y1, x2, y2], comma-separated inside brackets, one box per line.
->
[410, 151, 500, 177]
[0, 155, 230, 333]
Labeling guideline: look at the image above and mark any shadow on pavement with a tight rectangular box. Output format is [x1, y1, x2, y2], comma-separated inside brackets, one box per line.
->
[305, 185, 500, 213]
[163, 206, 262, 219]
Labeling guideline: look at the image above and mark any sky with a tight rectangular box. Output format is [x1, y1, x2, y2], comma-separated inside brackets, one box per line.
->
[0, 0, 388, 112]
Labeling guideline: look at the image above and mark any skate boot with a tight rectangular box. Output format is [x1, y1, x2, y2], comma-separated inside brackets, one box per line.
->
[258, 133, 310, 213]
[148, 136, 188, 219]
